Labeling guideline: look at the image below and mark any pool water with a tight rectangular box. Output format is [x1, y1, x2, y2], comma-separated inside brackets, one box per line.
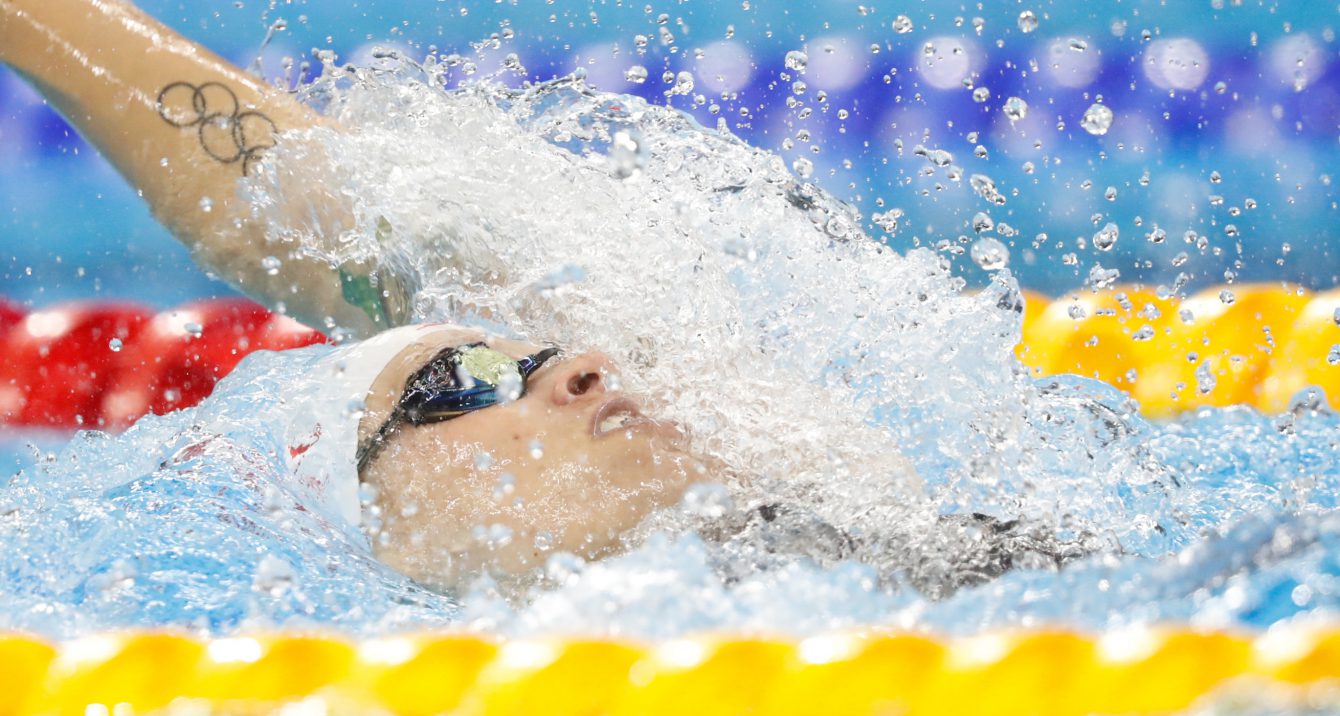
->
[5, 61, 1340, 643]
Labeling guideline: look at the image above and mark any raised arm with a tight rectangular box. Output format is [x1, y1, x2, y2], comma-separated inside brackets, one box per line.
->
[0, 0, 395, 336]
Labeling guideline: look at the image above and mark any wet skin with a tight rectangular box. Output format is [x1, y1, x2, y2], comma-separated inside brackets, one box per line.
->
[358, 328, 713, 590]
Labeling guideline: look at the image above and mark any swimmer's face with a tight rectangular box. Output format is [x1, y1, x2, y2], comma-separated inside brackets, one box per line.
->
[358, 329, 710, 590]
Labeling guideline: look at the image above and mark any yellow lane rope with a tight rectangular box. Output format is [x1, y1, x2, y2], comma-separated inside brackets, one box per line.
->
[4, 628, 1340, 715]
[1019, 284, 1340, 417]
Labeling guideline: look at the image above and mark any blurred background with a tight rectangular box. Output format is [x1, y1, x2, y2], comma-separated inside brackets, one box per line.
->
[2, 0, 1338, 304]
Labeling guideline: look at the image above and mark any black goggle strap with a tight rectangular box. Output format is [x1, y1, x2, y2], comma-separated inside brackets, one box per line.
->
[517, 346, 561, 377]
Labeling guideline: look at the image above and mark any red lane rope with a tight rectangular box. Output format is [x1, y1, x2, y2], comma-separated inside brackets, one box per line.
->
[0, 299, 325, 429]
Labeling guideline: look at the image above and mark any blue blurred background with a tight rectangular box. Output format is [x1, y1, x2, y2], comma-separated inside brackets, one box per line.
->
[2, 0, 1338, 308]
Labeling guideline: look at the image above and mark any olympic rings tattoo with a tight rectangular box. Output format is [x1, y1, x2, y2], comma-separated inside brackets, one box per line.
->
[156, 81, 278, 176]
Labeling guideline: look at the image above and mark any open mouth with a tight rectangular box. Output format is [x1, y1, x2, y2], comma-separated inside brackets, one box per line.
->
[591, 396, 653, 437]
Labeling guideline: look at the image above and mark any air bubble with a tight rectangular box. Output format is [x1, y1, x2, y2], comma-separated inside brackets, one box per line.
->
[892, 15, 914, 34]
[785, 50, 808, 71]
[1002, 96, 1028, 121]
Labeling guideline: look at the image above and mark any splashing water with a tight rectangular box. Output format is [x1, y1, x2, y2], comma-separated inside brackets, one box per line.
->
[6, 58, 1340, 641]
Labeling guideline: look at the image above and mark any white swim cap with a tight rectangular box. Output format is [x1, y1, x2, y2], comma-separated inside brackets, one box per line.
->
[280, 324, 455, 531]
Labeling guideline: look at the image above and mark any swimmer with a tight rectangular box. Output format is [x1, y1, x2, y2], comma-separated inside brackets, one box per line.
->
[290, 323, 712, 590]
[1, 0, 715, 589]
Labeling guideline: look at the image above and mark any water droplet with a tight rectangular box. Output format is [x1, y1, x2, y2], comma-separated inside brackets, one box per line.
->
[1092, 223, 1119, 251]
[624, 65, 648, 83]
[261, 255, 282, 276]
[972, 87, 990, 103]
[1017, 10, 1039, 33]
[971, 212, 994, 233]
[528, 439, 544, 459]
[1219, 289, 1235, 305]
[682, 482, 734, 518]
[1132, 325, 1155, 341]
[1002, 96, 1028, 121]
[253, 555, 295, 596]
[1080, 103, 1114, 135]
[892, 15, 915, 34]
[1087, 263, 1120, 290]
[785, 50, 809, 72]
[1329, 345, 1340, 366]
[496, 370, 524, 401]
[913, 145, 954, 167]
[473, 451, 494, 470]
[1209, 170, 1223, 184]
[199, 196, 214, 213]
[1104, 186, 1117, 201]
[492, 472, 516, 502]
[108, 338, 123, 352]
[792, 157, 814, 179]
[970, 174, 1006, 205]
[183, 322, 204, 338]
[1147, 227, 1167, 244]
[1195, 358, 1217, 395]
[1069, 38, 1089, 52]
[970, 237, 1009, 270]
[477, 522, 514, 547]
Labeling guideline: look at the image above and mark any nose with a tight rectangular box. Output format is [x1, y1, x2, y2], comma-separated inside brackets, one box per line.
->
[544, 351, 616, 406]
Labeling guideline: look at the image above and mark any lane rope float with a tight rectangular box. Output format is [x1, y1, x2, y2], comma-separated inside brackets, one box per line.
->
[2, 629, 1340, 715]
[0, 298, 325, 429]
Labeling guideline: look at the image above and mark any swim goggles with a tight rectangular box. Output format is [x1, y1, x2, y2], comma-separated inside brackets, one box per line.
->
[356, 342, 561, 473]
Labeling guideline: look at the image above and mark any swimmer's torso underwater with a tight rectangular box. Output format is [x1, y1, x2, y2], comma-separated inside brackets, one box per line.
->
[4, 0, 1340, 639]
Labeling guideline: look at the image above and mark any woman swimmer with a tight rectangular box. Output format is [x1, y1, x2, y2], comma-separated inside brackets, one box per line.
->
[0, 0, 715, 590]
[2, 0, 1091, 596]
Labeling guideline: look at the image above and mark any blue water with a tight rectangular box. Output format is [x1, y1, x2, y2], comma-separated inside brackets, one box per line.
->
[3, 338, 1340, 639]
[4, 0, 1340, 648]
